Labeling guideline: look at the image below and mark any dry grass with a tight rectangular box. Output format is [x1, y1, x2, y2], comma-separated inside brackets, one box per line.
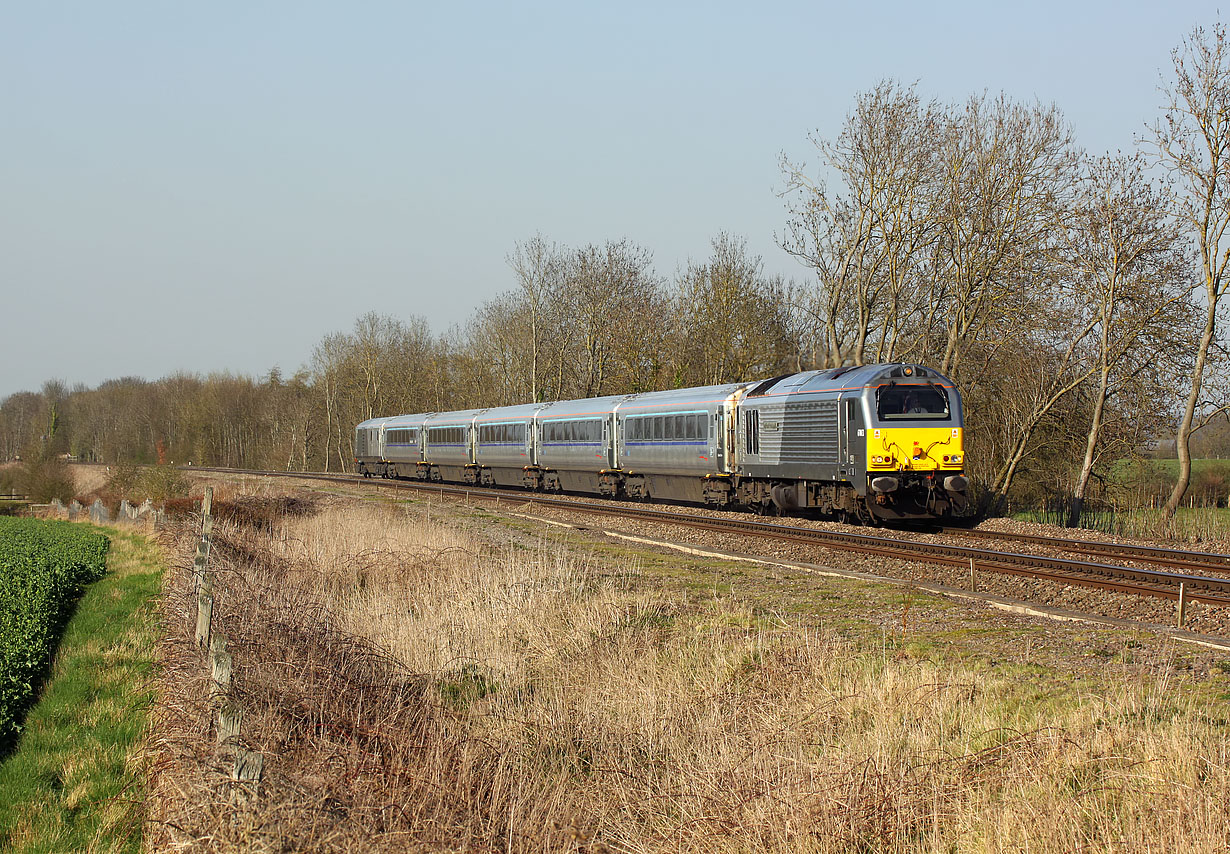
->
[147, 499, 1230, 853]
[67, 463, 110, 496]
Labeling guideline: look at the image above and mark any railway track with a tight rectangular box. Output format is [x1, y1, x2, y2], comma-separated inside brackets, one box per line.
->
[939, 525, 1230, 574]
[194, 466, 1230, 611]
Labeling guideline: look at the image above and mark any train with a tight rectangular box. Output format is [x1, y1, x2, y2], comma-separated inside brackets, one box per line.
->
[354, 363, 969, 522]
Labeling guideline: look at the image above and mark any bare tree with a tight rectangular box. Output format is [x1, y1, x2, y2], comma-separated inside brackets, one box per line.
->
[507, 235, 566, 402]
[563, 239, 661, 398]
[1153, 22, 1230, 518]
[1061, 154, 1192, 525]
[673, 233, 794, 384]
[779, 82, 942, 367]
[922, 95, 1076, 377]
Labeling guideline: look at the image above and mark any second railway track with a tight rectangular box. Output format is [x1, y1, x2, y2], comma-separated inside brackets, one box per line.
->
[196, 466, 1230, 612]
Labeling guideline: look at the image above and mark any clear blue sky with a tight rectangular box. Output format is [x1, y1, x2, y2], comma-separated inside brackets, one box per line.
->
[0, 0, 1219, 399]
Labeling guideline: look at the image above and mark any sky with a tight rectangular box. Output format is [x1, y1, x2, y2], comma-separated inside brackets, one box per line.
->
[1, 0, 1222, 399]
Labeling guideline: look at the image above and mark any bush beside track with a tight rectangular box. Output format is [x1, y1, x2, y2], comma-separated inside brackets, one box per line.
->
[0, 517, 109, 747]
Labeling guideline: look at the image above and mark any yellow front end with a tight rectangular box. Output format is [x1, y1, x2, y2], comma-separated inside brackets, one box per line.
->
[867, 427, 964, 472]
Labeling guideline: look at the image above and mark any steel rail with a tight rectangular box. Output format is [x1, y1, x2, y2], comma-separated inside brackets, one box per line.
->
[940, 525, 1230, 573]
[192, 466, 1230, 608]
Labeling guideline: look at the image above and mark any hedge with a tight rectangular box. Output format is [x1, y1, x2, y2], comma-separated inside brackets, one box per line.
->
[0, 517, 109, 746]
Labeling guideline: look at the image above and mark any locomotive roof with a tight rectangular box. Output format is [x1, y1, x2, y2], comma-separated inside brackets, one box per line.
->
[747, 364, 954, 397]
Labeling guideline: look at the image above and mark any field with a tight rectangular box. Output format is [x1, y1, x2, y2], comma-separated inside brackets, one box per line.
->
[145, 484, 1230, 852]
[0, 528, 161, 853]
[0, 517, 109, 747]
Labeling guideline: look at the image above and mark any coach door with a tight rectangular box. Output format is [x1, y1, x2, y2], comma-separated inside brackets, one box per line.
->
[603, 417, 615, 469]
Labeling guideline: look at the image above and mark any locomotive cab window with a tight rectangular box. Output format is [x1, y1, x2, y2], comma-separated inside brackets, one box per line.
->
[877, 384, 950, 420]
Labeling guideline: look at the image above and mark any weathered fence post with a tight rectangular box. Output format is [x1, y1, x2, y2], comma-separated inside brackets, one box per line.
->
[210, 634, 232, 697]
[202, 486, 214, 537]
[193, 484, 263, 792]
[195, 586, 213, 650]
[195, 488, 214, 649]
[217, 700, 242, 746]
[969, 558, 977, 592]
[1177, 582, 1188, 628]
[233, 750, 264, 789]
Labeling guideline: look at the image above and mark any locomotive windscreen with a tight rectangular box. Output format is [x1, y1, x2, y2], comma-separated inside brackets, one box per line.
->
[877, 384, 950, 420]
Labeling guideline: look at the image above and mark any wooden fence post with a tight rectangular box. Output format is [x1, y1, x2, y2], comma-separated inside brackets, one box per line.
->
[210, 634, 232, 697]
[195, 485, 263, 790]
[201, 486, 214, 537]
[233, 750, 264, 787]
[217, 701, 242, 746]
[1177, 582, 1188, 628]
[195, 588, 213, 650]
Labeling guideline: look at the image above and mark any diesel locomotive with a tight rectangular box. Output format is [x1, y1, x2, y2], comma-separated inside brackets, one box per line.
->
[354, 363, 968, 522]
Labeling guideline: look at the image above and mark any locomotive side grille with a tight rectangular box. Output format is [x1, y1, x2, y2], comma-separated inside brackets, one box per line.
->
[775, 401, 838, 463]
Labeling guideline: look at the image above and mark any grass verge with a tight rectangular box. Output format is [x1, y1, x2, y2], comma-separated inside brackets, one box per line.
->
[150, 499, 1230, 852]
[0, 528, 163, 854]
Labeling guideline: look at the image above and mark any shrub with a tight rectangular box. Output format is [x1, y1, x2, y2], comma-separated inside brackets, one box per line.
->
[140, 465, 190, 502]
[104, 462, 141, 498]
[105, 463, 190, 504]
[17, 457, 74, 504]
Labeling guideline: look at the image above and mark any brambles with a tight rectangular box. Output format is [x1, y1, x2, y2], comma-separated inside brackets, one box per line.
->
[0, 517, 109, 748]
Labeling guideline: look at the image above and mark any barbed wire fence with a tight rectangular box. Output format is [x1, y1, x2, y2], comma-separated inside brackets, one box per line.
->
[193, 487, 264, 793]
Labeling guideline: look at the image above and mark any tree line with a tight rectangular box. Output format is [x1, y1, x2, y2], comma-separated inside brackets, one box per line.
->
[6, 23, 1230, 521]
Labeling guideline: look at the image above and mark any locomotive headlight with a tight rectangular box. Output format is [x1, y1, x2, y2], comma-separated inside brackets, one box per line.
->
[950, 454, 962, 464]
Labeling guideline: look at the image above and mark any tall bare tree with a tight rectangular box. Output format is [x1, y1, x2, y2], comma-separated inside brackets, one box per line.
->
[1061, 154, 1192, 525]
[1153, 22, 1230, 518]
[507, 235, 566, 402]
[673, 233, 794, 385]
